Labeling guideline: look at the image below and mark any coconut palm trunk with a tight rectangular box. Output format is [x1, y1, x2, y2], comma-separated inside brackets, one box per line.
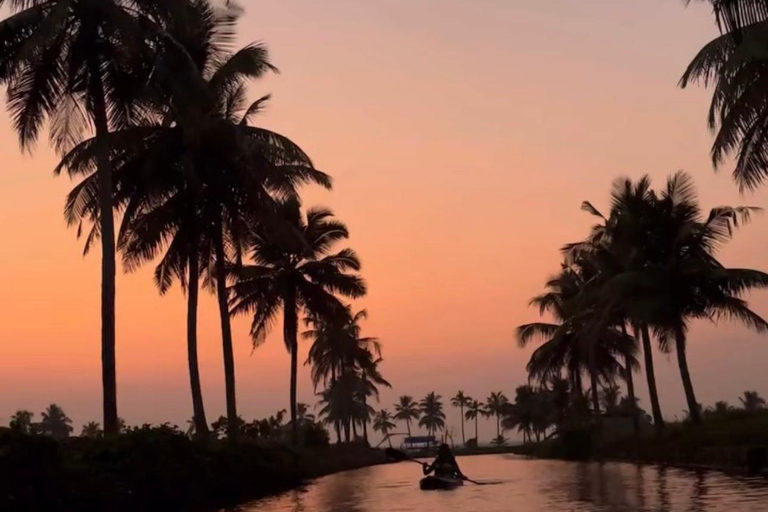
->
[214, 226, 237, 437]
[406, 418, 412, 436]
[187, 243, 208, 436]
[675, 328, 700, 423]
[640, 325, 664, 433]
[588, 341, 601, 416]
[89, 58, 118, 435]
[474, 415, 479, 442]
[496, 413, 500, 438]
[283, 290, 300, 445]
[460, 402, 466, 445]
[621, 325, 639, 435]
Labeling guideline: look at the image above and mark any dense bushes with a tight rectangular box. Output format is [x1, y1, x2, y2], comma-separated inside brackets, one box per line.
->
[0, 426, 383, 512]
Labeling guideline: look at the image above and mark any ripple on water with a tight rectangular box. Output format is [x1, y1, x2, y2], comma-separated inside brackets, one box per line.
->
[238, 455, 768, 512]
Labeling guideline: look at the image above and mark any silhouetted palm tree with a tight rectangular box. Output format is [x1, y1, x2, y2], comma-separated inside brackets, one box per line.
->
[373, 409, 396, 447]
[81, 422, 102, 438]
[39, 404, 73, 440]
[596, 173, 768, 423]
[451, 391, 472, 446]
[739, 391, 767, 411]
[0, 0, 189, 435]
[485, 392, 508, 439]
[230, 200, 366, 445]
[681, 0, 768, 192]
[600, 384, 622, 414]
[464, 400, 485, 444]
[9, 410, 34, 434]
[419, 392, 446, 437]
[394, 395, 420, 436]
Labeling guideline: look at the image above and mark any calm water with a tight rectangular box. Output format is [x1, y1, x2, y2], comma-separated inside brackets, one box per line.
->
[241, 454, 768, 512]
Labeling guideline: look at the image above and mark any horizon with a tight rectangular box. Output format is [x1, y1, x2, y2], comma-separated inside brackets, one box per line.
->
[2, 0, 768, 444]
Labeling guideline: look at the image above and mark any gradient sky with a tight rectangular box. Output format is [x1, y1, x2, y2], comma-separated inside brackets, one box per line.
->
[1, 0, 767, 442]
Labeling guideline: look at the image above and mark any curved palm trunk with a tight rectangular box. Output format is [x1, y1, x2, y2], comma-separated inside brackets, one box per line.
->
[283, 291, 300, 445]
[214, 227, 237, 437]
[675, 329, 700, 423]
[640, 325, 664, 433]
[90, 60, 118, 435]
[460, 404, 466, 446]
[187, 249, 208, 436]
[406, 418, 412, 436]
[621, 325, 638, 436]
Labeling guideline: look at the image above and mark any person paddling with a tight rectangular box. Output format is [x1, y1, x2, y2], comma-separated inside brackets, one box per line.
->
[423, 443, 466, 479]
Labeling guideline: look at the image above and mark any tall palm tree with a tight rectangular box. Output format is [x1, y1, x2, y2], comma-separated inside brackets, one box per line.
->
[0, 0, 187, 435]
[9, 410, 34, 434]
[418, 392, 446, 437]
[65, 10, 329, 437]
[229, 201, 366, 445]
[598, 173, 768, 423]
[393, 395, 420, 436]
[450, 391, 471, 446]
[81, 422, 102, 438]
[39, 404, 73, 440]
[372, 409, 396, 447]
[739, 391, 767, 411]
[485, 392, 509, 440]
[464, 400, 484, 444]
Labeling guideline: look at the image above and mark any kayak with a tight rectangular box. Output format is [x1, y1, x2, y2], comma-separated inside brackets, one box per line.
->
[419, 475, 464, 490]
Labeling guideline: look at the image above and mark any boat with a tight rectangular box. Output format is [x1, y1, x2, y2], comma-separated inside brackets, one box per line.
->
[419, 475, 465, 490]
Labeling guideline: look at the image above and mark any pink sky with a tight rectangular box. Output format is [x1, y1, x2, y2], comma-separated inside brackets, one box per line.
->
[0, 0, 767, 441]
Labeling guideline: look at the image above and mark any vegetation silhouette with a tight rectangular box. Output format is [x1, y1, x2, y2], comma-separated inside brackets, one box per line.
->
[394, 395, 421, 436]
[418, 392, 446, 437]
[372, 409, 396, 447]
[451, 391, 472, 446]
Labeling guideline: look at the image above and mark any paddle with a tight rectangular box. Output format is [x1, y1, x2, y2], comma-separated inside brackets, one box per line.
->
[384, 447, 489, 486]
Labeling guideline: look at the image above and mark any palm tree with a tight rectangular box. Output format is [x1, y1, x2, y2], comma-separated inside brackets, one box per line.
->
[9, 410, 34, 434]
[464, 400, 484, 444]
[600, 384, 622, 414]
[0, 0, 199, 435]
[372, 409, 396, 447]
[65, 7, 329, 437]
[418, 392, 446, 437]
[597, 173, 768, 423]
[230, 201, 366, 445]
[81, 422, 102, 438]
[450, 391, 472, 446]
[739, 391, 767, 411]
[39, 404, 73, 440]
[485, 392, 509, 439]
[681, 0, 768, 192]
[393, 395, 421, 436]
[296, 403, 316, 424]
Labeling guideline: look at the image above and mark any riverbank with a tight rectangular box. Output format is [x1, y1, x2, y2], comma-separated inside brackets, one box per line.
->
[0, 426, 388, 512]
[509, 411, 768, 475]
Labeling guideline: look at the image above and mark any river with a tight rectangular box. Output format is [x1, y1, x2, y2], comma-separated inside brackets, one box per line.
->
[240, 454, 768, 511]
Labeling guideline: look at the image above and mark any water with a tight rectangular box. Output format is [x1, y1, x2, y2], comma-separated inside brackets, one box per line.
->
[241, 454, 768, 512]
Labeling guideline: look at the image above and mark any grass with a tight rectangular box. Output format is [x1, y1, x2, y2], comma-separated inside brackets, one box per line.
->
[509, 411, 768, 472]
[0, 426, 388, 512]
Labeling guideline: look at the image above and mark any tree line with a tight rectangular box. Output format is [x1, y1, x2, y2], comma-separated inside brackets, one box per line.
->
[0, 0, 386, 444]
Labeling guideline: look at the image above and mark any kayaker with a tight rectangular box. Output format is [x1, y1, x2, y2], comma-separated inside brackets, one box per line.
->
[423, 443, 466, 479]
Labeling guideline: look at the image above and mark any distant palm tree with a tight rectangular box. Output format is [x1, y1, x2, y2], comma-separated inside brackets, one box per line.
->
[230, 200, 366, 445]
[419, 392, 446, 437]
[451, 391, 472, 446]
[0, 0, 194, 435]
[739, 391, 767, 411]
[9, 410, 34, 434]
[373, 409, 396, 447]
[600, 384, 622, 414]
[81, 422, 102, 439]
[297, 403, 316, 424]
[485, 392, 509, 439]
[713, 401, 733, 416]
[39, 404, 73, 440]
[465, 400, 484, 444]
[394, 395, 420, 436]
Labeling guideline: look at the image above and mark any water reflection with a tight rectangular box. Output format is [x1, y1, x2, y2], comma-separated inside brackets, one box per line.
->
[242, 455, 768, 512]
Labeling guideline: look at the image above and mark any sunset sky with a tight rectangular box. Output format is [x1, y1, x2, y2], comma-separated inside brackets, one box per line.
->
[1, 0, 767, 442]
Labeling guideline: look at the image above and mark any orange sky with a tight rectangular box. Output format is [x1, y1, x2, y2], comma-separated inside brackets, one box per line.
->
[1, 0, 767, 440]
